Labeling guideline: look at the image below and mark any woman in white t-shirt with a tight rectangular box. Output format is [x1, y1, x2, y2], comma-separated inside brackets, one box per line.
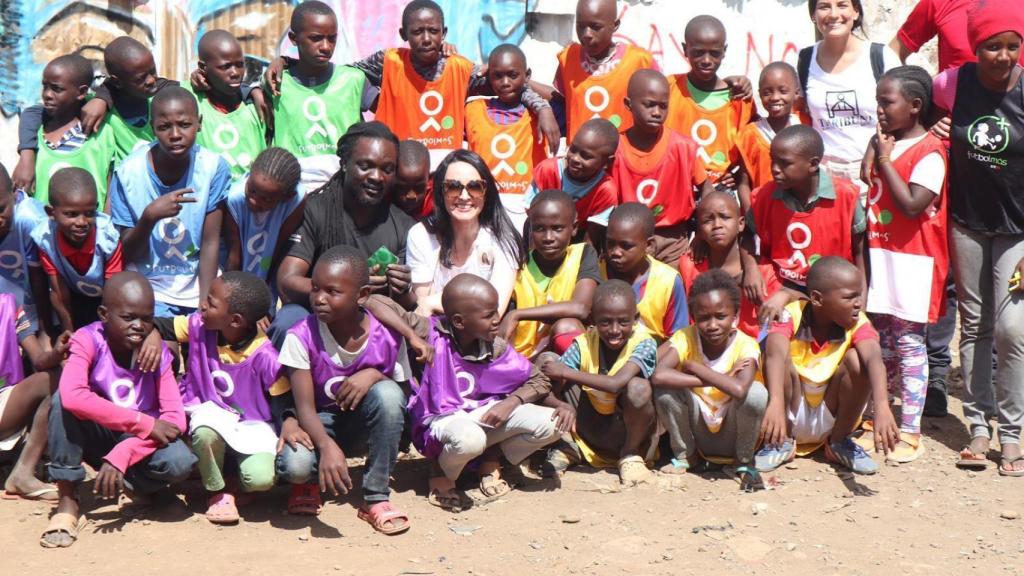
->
[407, 150, 524, 316]
[801, 0, 899, 183]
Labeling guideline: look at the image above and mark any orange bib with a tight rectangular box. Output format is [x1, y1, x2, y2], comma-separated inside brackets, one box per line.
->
[557, 44, 655, 143]
[465, 99, 546, 196]
[376, 48, 473, 150]
[667, 75, 754, 181]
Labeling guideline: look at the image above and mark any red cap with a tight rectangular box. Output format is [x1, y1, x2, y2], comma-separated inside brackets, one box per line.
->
[968, 0, 1024, 53]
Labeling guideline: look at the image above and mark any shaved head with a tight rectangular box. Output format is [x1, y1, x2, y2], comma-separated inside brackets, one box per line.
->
[441, 273, 497, 317]
[197, 29, 240, 61]
[49, 167, 97, 207]
[398, 139, 429, 169]
[489, 43, 527, 68]
[577, 0, 617, 19]
[576, 118, 620, 156]
[103, 271, 154, 309]
[773, 124, 824, 160]
[806, 256, 859, 294]
[48, 54, 94, 88]
[627, 68, 669, 99]
[151, 85, 199, 117]
[684, 14, 726, 44]
[104, 36, 153, 77]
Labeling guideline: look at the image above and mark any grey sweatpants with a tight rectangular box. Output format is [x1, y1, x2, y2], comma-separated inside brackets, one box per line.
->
[654, 382, 768, 465]
[951, 224, 1024, 443]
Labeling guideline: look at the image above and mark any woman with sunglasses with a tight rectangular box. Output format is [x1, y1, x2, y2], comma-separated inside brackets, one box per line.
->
[407, 150, 524, 316]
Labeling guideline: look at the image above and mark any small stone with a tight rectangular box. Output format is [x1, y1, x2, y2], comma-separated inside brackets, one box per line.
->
[662, 554, 673, 561]
[1000, 511, 1019, 520]
[560, 515, 581, 524]
[786, 543, 797, 552]
[751, 502, 769, 515]
[785, 463, 799, 470]
[529, 542, 543, 550]
[298, 534, 309, 542]
[32, 510, 43, 516]
[968, 472, 978, 478]
[142, 520, 151, 526]
[333, 566, 342, 571]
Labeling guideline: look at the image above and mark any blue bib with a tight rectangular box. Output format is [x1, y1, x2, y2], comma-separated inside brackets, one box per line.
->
[0, 195, 44, 313]
[225, 176, 304, 283]
[31, 213, 120, 298]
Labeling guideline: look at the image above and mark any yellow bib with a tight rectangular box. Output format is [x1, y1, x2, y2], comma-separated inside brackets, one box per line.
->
[668, 326, 761, 434]
[784, 301, 872, 408]
[600, 256, 681, 342]
[512, 244, 586, 358]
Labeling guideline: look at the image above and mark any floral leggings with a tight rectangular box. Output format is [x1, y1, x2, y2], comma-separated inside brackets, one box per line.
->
[871, 314, 928, 434]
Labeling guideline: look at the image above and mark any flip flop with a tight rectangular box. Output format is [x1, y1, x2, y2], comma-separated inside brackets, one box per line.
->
[205, 492, 240, 525]
[736, 466, 765, 492]
[998, 455, 1024, 477]
[357, 501, 410, 535]
[658, 458, 690, 475]
[956, 447, 991, 470]
[287, 483, 322, 516]
[39, 512, 88, 548]
[478, 471, 512, 499]
[3, 486, 59, 502]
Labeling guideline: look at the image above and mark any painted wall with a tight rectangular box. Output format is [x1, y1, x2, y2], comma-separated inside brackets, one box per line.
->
[0, 0, 926, 168]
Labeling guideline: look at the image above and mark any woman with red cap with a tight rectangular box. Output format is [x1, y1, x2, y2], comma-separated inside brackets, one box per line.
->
[931, 0, 1024, 477]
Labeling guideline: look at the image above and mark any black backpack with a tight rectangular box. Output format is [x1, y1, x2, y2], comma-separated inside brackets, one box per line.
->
[797, 42, 886, 91]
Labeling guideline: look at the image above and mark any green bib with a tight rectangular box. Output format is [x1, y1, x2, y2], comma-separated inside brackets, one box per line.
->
[106, 103, 154, 163]
[191, 89, 267, 180]
[34, 123, 116, 208]
[271, 65, 365, 161]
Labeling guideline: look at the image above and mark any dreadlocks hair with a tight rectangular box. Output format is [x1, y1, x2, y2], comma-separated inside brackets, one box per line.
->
[220, 271, 272, 326]
[251, 147, 301, 196]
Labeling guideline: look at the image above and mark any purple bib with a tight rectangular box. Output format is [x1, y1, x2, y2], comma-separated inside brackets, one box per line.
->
[287, 312, 401, 412]
[179, 314, 282, 424]
[80, 322, 173, 418]
[409, 318, 532, 458]
[0, 294, 25, 388]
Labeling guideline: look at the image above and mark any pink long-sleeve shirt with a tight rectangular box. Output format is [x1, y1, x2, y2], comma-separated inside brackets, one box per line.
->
[59, 330, 185, 473]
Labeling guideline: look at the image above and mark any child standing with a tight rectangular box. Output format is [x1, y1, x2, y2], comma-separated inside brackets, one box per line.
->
[269, 2, 366, 189]
[603, 203, 688, 342]
[556, 0, 656, 142]
[540, 280, 659, 485]
[465, 44, 549, 223]
[31, 168, 124, 332]
[224, 147, 304, 300]
[276, 246, 426, 534]
[41, 272, 196, 548]
[678, 191, 789, 339]
[667, 16, 755, 187]
[864, 66, 948, 463]
[735, 62, 804, 212]
[529, 118, 620, 242]
[156, 272, 287, 524]
[504, 191, 601, 358]
[408, 274, 561, 510]
[109, 87, 230, 315]
[191, 30, 267, 180]
[742, 125, 866, 295]
[652, 270, 766, 478]
[393, 140, 433, 221]
[754, 257, 898, 475]
[15, 54, 115, 207]
[613, 69, 713, 264]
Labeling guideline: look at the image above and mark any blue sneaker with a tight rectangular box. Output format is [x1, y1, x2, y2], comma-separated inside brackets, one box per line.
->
[754, 438, 796, 472]
[826, 437, 879, 475]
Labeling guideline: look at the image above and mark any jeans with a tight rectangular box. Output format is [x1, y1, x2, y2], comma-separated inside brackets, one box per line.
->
[925, 274, 958, 392]
[46, 392, 196, 494]
[950, 224, 1024, 443]
[275, 379, 406, 503]
[267, 303, 309, 351]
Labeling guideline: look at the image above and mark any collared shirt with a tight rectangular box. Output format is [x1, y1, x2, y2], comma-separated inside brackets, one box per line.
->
[371, 295, 551, 404]
[39, 228, 124, 279]
[43, 121, 88, 152]
[745, 173, 867, 236]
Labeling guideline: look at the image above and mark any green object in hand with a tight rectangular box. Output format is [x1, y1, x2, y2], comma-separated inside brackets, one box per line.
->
[367, 246, 399, 274]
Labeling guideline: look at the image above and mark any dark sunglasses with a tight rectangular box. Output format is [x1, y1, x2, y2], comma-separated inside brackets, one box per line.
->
[442, 179, 487, 198]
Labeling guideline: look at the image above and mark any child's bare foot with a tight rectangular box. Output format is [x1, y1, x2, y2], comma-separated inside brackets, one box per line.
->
[3, 473, 57, 501]
[477, 461, 512, 499]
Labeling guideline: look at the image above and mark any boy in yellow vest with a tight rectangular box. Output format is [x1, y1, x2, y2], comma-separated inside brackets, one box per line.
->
[501, 191, 601, 359]
[539, 280, 659, 485]
[755, 257, 898, 475]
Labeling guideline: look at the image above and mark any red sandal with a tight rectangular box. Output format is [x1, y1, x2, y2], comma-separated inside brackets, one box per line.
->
[287, 483, 322, 516]
[357, 501, 410, 535]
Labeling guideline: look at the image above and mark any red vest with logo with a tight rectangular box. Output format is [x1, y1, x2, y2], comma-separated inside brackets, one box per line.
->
[611, 130, 701, 228]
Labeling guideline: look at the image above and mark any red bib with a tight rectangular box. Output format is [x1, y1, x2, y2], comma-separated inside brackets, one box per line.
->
[611, 130, 701, 228]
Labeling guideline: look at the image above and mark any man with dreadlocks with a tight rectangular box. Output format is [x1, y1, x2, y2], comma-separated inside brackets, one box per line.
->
[268, 121, 416, 348]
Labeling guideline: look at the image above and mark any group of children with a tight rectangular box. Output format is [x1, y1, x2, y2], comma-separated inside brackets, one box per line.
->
[0, 0, 957, 549]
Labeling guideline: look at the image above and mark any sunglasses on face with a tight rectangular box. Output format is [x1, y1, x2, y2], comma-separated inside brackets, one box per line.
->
[442, 179, 487, 199]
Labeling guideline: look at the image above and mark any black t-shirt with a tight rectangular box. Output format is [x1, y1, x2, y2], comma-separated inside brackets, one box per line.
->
[286, 185, 416, 267]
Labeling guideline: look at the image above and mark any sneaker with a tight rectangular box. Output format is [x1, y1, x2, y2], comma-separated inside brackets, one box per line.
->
[923, 386, 948, 418]
[754, 438, 796, 472]
[826, 437, 879, 475]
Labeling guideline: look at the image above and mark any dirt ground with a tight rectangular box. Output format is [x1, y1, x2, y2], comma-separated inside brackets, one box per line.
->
[3, 366, 1024, 576]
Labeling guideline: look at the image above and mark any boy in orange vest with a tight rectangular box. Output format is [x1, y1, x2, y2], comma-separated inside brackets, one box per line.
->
[611, 69, 713, 265]
[741, 125, 866, 301]
[266, 1, 558, 168]
[466, 44, 550, 225]
[667, 15, 755, 190]
[554, 0, 656, 143]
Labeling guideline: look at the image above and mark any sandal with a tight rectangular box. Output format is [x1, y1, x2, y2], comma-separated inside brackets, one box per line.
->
[205, 492, 240, 524]
[956, 447, 991, 470]
[427, 489, 469, 512]
[3, 486, 59, 502]
[357, 501, 410, 535]
[478, 470, 512, 499]
[737, 466, 765, 492]
[998, 455, 1024, 477]
[287, 483, 322, 516]
[617, 455, 652, 486]
[658, 458, 689, 475]
[39, 512, 88, 548]
[886, 433, 925, 463]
